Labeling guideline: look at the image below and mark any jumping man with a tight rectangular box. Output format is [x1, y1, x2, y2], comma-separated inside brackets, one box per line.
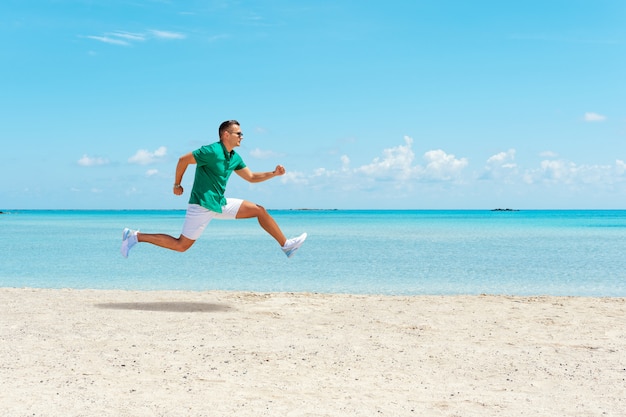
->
[121, 120, 307, 258]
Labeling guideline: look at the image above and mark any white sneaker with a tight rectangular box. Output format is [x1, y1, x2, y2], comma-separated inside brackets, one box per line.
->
[120, 228, 139, 258]
[282, 233, 307, 258]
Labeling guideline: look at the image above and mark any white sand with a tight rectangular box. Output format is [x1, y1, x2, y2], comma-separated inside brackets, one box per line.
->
[1, 288, 624, 416]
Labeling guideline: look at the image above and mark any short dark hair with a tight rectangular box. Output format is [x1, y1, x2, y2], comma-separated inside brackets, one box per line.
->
[219, 120, 240, 138]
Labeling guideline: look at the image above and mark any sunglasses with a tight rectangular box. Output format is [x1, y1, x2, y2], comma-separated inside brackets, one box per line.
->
[230, 131, 244, 137]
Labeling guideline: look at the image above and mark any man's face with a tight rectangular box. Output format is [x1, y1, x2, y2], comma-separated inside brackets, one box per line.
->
[225, 126, 243, 148]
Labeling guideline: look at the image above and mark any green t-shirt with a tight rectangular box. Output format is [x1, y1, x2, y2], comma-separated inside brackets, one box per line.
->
[189, 141, 246, 213]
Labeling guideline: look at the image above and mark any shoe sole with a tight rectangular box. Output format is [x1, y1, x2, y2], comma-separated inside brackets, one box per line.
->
[121, 228, 131, 258]
[285, 233, 307, 258]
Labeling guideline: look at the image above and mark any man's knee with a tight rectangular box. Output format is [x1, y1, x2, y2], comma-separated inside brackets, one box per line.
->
[176, 236, 195, 252]
[247, 203, 268, 217]
[254, 204, 274, 220]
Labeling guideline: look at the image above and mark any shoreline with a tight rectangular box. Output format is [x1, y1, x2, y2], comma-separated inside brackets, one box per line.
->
[2, 288, 625, 416]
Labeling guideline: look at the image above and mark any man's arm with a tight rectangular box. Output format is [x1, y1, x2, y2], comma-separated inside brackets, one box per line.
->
[235, 165, 285, 183]
[173, 152, 196, 195]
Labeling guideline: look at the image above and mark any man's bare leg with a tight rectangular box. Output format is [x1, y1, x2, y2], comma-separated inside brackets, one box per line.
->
[236, 200, 287, 246]
[138, 233, 195, 252]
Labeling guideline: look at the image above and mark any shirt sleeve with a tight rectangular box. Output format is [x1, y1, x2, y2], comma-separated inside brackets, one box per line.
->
[192, 146, 215, 167]
[233, 154, 247, 170]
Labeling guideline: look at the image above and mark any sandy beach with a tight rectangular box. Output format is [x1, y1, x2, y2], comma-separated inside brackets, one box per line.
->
[1, 289, 624, 416]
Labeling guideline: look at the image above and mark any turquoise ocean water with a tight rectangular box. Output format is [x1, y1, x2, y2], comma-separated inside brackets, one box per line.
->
[1, 210, 625, 296]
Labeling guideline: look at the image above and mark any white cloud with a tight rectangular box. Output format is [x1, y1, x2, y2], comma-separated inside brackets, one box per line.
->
[149, 30, 186, 40]
[340, 155, 350, 171]
[128, 146, 167, 165]
[78, 154, 109, 166]
[529, 160, 573, 183]
[583, 112, 607, 122]
[277, 136, 626, 203]
[312, 168, 330, 177]
[357, 136, 416, 180]
[207, 34, 230, 43]
[523, 158, 622, 187]
[304, 136, 471, 186]
[487, 149, 515, 165]
[281, 171, 308, 185]
[86, 29, 185, 46]
[86, 35, 130, 46]
[335, 136, 468, 186]
[540, 150, 559, 158]
[421, 149, 468, 181]
[481, 149, 518, 181]
[249, 148, 282, 159]
[111, 31, 146, 42]
[146, 169, 159, 177]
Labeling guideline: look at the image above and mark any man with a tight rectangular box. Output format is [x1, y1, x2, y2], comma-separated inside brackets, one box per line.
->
[121, 120, 307, 258]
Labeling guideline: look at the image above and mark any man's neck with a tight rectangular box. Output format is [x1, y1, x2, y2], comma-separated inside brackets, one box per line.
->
[220, 140, 234, 153]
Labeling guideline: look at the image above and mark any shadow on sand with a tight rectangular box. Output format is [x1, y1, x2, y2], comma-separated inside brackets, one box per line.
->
[95, 301, 232, 313]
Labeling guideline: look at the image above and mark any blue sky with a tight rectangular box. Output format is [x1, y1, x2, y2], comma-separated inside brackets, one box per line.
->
[1, 0, 625, 209]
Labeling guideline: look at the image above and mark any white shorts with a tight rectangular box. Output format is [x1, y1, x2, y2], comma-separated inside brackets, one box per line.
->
[181, 199, 244, 240]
